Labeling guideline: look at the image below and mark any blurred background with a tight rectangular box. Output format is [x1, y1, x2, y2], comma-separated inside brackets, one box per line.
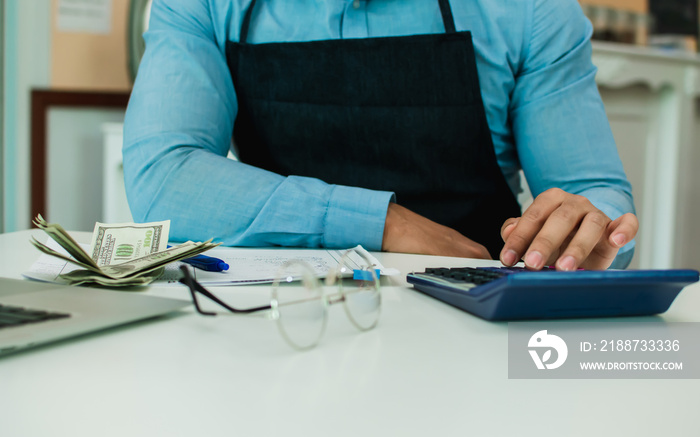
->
[1, 0, 699, 269]
[581, 0, 699, 50]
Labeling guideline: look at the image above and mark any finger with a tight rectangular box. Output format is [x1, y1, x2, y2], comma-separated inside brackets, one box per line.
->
[554, 210, 610, 271]
[607, 213, 639, 249]
[502, 189, 570, 268]
[523, 200, 596, 270]
[544, 233, 573, 266]
[577, 213, 639, 270]
[499, 218, 521, 265]
[500, 217, 520, 242]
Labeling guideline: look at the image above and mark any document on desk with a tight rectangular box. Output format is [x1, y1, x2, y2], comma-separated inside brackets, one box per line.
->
[159, 245, 398, 285]
[24, 241, 398, 287]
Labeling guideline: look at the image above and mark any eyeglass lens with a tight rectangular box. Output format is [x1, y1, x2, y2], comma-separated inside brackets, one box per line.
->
[272, 260, 328, 350]
[337, 252, 381, 331]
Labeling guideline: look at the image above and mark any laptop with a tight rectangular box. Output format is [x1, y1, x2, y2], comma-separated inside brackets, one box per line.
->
[0, 277, 189, 356]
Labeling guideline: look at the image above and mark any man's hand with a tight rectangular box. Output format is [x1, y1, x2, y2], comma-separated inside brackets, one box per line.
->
[381, 203, 491, 259]
[500, 188, 638, 271]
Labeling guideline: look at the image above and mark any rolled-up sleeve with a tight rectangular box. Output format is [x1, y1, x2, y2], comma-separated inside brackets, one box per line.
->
[123, 0, 394, 250]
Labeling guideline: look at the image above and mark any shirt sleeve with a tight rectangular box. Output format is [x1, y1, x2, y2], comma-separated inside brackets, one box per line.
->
[510, 0, 636, 268]
[122, 0, 394, 250]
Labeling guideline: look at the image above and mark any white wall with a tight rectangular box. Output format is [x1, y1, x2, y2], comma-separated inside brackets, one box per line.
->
[599, 85, 654, 270]
[2, 1, 127, 233]
[0, 0, 5, 233]
[3, 0, 51, 232]
[676, 101, 700, 270]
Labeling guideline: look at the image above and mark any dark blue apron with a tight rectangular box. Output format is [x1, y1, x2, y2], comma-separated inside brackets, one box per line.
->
[226, 0, 521, 258]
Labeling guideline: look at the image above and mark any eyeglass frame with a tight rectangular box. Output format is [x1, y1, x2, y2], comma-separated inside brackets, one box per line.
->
[177, 258, 381, 349]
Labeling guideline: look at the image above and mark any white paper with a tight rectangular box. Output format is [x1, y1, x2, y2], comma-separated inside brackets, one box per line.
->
[163, 245, 398, 286]
[57, 0, 112, 34]
[22, 239, 85, 284]
[24, 242, 398, 287]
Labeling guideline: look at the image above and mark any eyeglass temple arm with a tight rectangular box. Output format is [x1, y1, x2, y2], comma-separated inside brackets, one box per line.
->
[179, 266, 216, 316]
[178, 266, 271, 315]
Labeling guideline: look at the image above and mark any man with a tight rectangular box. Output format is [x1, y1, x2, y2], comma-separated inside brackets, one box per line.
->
[123, 0, 638, 270]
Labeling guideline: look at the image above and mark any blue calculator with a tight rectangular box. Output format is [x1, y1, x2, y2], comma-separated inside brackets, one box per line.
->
[406, 266, 699, 321]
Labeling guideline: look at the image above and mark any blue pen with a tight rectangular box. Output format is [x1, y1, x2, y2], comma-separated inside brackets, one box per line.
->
[168, 246, 229, 272]
[182, 253, 230, 272]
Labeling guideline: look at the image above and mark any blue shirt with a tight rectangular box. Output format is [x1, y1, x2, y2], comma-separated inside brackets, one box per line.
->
[123, 0, 636, 267]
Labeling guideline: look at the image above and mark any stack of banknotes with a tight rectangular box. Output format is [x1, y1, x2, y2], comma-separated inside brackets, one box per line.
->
[30, 215, 219, 287]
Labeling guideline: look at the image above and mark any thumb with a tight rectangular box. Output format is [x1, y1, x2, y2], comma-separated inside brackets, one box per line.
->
[607, 213, 639, 249]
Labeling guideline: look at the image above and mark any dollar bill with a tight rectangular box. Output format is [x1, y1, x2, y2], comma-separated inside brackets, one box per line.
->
[33, 215, 99, 270]
[90, 220, 170, 266]
[30, 236, 104, 274]
[31, 215, 220, 287]
[59, 268, 166, 287]
[99, 240, 219, 279]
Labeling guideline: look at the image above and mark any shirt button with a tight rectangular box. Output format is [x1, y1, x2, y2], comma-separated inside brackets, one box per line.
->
[353, 0, 360, 9]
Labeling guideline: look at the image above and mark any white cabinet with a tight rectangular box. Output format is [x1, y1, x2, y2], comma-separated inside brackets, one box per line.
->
[592, 41, 700, 269]
[101, 123, 133, 224]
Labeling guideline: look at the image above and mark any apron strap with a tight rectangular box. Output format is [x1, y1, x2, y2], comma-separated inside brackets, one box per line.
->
[240, 0, 457, 43]
[240, 0, 258, 44]
[438, 0, 456, 34]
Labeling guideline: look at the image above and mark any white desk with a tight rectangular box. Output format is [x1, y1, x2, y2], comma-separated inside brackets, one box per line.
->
[1, 230, 699, 437]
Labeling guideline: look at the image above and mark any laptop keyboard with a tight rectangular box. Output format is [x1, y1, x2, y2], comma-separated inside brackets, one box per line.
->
[0, 304, 71, 329]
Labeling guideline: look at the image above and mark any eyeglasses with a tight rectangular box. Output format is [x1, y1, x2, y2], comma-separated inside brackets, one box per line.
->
[178, 250, 382, 350]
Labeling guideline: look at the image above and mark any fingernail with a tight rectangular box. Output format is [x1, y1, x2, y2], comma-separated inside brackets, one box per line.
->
[612, 233, 626, 247]
[525, 251, 543, 269]
[502, 249, 518, 266]
[558, 256, 576, 271]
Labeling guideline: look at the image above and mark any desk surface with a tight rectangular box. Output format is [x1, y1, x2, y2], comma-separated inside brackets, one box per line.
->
[1, 230, 698, 437]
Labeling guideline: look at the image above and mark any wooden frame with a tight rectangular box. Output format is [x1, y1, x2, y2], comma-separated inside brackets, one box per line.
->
[30, 89, 131, 225]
